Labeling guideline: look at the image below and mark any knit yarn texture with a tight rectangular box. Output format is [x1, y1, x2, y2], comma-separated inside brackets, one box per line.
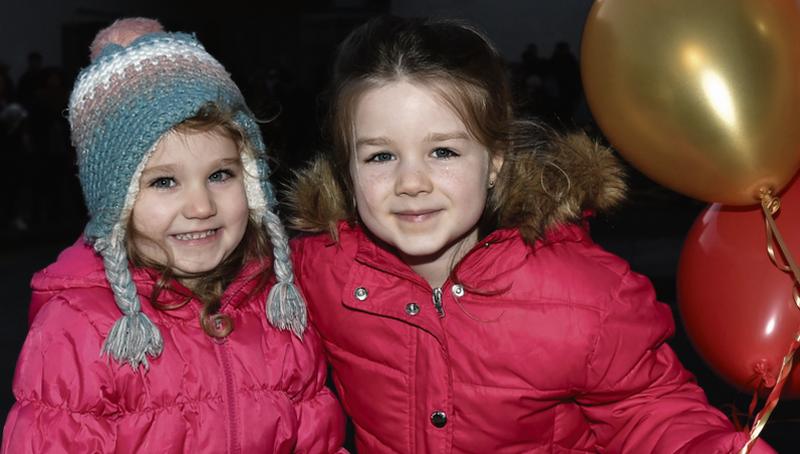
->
[66, 29, 306, 370]
[69, 32, 273, 240]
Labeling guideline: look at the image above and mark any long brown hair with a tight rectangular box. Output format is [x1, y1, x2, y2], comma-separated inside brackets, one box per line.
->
[324, 16, 513, 236]
[127, 104, 273, 337]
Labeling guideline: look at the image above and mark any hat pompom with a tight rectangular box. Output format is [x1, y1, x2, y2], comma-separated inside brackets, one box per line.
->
[90, 18, 164, 61]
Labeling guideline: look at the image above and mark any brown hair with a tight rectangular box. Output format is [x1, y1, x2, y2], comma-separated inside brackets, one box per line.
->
[290, 17, 627, 295]
[324, 16, 513, 235]
[127, 104, 273, 337]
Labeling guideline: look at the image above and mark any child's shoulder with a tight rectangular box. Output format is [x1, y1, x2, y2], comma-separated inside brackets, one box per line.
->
[290, 222, 359, 258]
[523, 225, 674, 341]
[29, 238, 115, 325]
[32, 237, 106, 289]
[521, 223, 640, 298]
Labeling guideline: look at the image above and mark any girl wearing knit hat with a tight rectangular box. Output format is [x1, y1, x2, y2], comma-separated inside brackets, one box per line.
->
[2, 18, 345, 453]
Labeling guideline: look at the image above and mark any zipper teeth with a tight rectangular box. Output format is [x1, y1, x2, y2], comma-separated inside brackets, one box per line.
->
[219, 342, 241, 454]
[432, 287, 445, 317]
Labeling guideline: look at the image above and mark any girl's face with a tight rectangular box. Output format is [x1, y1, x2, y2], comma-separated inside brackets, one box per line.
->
[350, 80, 503, 285]
[131, 130, 249, 276]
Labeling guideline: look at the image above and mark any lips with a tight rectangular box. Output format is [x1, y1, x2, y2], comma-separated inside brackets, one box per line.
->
[172, 228, 218, 241]
[394, 209, 441, 223]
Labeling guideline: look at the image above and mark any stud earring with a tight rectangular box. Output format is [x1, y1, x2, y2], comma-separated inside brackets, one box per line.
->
[488, 177, 496, 188]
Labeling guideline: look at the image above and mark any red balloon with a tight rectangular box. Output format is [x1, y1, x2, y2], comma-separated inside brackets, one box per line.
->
[678, 179, 800, 397]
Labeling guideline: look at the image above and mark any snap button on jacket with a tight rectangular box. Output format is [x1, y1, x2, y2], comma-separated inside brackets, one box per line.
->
[292, 223, 769, 454]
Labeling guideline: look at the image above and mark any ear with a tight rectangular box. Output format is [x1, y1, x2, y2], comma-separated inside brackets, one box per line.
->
[488, 150, 505, 186]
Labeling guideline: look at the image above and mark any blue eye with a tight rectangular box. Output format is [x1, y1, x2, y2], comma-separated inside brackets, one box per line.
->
[367, 152, 394, 163]
[209, 169, 234, 182]
[432, 147, 457, 159]
[150, 177, 175, 189]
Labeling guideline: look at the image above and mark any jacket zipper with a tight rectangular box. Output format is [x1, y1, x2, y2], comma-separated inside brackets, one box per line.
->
[432, 287, 445, 318]
[218, 340, 241, 454]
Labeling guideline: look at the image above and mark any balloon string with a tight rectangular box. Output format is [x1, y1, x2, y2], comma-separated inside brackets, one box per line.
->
[760, 189, 800, 279]
[739, 189, 800, 453]
[740, 330, 800, 453]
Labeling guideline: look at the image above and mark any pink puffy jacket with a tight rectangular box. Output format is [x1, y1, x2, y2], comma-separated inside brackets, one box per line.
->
[2, 240, 345, 453]
[292, 222, 774, 453]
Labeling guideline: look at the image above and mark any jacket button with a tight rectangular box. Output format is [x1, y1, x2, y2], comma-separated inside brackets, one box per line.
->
[405, 303, 420, 316]
[451, 284, 465, 297]
[354, 287, 368, 301]
[430, 410, 447, 428]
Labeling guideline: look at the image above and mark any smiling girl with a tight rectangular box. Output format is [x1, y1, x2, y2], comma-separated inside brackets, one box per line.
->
[2, 18, 344, 453]
[288, 16, 774, 453]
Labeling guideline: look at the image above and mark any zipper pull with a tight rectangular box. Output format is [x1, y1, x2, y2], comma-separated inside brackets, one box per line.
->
[432, 287, 445, 318]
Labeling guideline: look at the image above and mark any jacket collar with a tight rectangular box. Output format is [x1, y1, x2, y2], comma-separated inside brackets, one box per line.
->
[130, 259, 270, 314]
[341, 221, 527, 290]
[31, 239, 271, 320]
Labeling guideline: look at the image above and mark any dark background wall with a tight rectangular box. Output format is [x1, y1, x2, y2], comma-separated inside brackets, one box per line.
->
[0, 0, 797, 451]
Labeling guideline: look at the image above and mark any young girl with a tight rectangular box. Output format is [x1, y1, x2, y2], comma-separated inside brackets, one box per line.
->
[2, 18, 344, 453]
[288, 16, 774, 453]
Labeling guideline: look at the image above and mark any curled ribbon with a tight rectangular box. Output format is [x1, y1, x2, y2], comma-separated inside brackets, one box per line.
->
[739, 189, 800, 453]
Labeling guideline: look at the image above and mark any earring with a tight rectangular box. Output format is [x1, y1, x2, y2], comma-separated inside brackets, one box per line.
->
[488, 177, 496, 188]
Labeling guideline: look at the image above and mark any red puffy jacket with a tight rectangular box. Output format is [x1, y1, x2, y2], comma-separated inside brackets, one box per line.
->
[292, 222, 773, 453]
[2, 240, 346, 453]
[287, 131, 774, 453]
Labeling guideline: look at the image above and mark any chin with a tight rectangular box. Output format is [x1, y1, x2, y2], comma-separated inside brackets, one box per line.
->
[395, 241, 452, 260]
[173, 259, 224, 275]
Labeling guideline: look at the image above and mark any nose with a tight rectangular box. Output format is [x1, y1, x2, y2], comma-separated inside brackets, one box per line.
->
[394, 158, 432, 196]
[183, 184, 216, 219]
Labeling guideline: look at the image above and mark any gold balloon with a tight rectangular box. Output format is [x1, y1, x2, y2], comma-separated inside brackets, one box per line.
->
[581, 0, 800, 205]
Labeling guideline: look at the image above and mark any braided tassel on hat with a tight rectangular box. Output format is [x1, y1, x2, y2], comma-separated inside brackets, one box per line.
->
[69, 18, 308, 370]
[94, 235, 163, 369]
[263, 209, 307, 337]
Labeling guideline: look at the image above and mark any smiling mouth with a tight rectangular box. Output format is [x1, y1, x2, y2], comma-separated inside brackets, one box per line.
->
[173, 229, 218, 241]
[394, 210, 441, 222]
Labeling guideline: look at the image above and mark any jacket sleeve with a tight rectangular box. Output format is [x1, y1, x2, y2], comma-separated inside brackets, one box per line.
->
[576, 269, 774, 454]
[2, 296, 119, 454]
[290, 323, 347, 453]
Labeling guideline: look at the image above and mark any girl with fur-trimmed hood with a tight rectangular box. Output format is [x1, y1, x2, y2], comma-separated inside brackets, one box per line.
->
[288, 16, 774, 453]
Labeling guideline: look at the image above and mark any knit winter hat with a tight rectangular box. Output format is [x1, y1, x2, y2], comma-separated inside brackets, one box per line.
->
[68, 18, 306, 370]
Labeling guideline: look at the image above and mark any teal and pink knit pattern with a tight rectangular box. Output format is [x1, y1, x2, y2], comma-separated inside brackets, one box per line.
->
[69, 31, 274, 241]
[66, 21, 306, 370]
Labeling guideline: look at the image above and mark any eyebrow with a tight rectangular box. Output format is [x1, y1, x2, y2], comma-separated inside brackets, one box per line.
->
[355, 137, 391, 148]
[355, 131, 471, 148]
[219, 158, 242, 167]
[141, 158, 242, 176]
[425, 131, 471, 142]
[141, 164, 177, 177]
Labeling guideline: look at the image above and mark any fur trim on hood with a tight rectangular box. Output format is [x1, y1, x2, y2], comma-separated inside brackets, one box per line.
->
[286, 127, 626, 244]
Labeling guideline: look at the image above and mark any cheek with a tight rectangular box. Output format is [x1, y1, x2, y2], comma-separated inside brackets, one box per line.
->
[131, 194, 167, 236]
[228, 186, 250, 221]
[443, 164, 489, 213]
[129, 198, 168, 263]
[351, 164, 386, 207]
[440, 162, 487, 192]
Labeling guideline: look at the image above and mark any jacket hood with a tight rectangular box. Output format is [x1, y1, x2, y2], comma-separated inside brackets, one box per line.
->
[286, 127, 626, 244]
